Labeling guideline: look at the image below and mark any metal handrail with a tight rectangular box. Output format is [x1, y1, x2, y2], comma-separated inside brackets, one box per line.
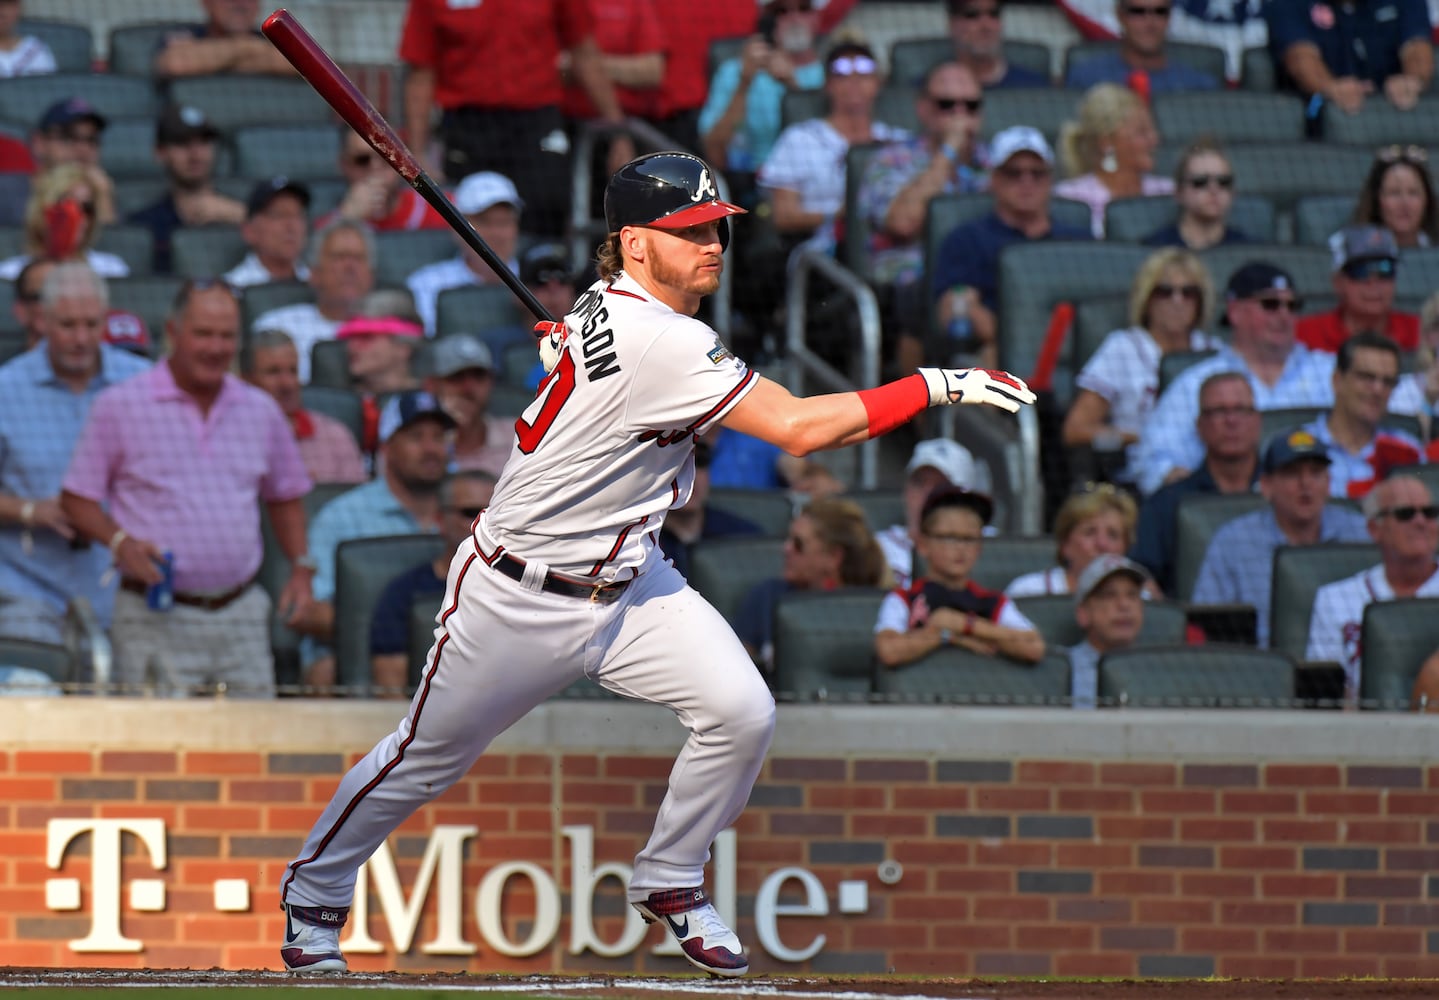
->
[783, 249, 882, 489]
[936, 397, 1042, 536]
[568, 119, 734, 342]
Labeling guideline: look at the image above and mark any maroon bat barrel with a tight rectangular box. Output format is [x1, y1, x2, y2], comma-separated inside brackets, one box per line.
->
[261, 8, 554, 323]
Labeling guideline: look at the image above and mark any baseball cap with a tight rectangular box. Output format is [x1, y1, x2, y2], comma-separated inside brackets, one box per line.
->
[102, 309, 150, 355]
[1225, 262, 1295, 302]
[429, 335, 494, 378]
[377, 390, 457, 445]
[521, 242, 572, 286]
[37, 97, 106, 133]
[988, 126, 1054, 168]
[335, 315, 424, 340]
[156, 104, 219, 146]
[1074, 554, 1149, 605]
[907, 438, 979, 488]
[455, 172, 523, 215]
[1329, 225, 1400, 273]
[1261, 428, 1332, 474]
[920, 484, 994, 527]
[246, 176, 311, 218]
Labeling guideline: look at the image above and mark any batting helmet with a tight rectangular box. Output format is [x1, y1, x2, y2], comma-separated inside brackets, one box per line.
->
[604, 151, 746, 247]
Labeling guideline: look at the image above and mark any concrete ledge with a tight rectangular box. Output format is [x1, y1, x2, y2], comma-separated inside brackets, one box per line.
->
[5, 697, 1436, 762]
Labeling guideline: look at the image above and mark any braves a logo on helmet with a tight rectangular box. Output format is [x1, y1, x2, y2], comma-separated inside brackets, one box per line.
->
[690, 167, 718, 203]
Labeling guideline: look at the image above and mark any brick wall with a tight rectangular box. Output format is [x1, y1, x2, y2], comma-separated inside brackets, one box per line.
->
[3, 701, 1438, 976]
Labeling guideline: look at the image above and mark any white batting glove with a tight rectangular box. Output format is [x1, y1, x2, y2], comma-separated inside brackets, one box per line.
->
[918, 367, 1036, 413]
[534, 320, 570, 374]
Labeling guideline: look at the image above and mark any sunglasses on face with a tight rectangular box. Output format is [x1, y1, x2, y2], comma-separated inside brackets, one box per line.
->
[926, 94, 984, 112]
[1378, 144, 1428, 165]
[1152, 283, 1201, 302]
[828, 55, 877, 76]
[958, 6, 1001, 20]
[1124, 3, 1171, 16]
[1341, 258, 1397, 281]
[1376, 505, 1439, 522]
[1252, 296, 1302, 313]
[1186, 173, 1233, 190]
[997, 164, 1050, 181]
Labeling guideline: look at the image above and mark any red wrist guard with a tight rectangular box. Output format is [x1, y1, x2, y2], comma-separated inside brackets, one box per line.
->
[857, 374, 928, 439]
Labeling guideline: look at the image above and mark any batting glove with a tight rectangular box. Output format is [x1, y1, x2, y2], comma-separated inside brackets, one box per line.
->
[534, 320, 569, 374]
[918, 367, 1036, 413]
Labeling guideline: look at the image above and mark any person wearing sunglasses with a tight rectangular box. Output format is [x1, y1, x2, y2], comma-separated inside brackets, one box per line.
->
[944, 0, 1047, 89]
[1297, 225, 1420, 355]
[1142, 140, 1252, 251]
[368, 470, 497, 698]
[1308, 473, 1439, 705]
[1135, 261, 1337, 495]
[1293, 331, 1422, 499]
[1193, 429, 1368, 649]
[1055, 83, 1171, 239]
[1264, 0, 1432, 115]
[0, 162, 126, 281]
[1065, 0, 1219, 95]
[325, 127, 446, 233]
[1064, 248, 1223, 486]
[1351, 145, 1439, 250]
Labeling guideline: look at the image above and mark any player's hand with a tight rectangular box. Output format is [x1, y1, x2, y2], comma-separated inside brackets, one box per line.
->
[535, 320, 570, 374]
[918, 367, 1035, 412]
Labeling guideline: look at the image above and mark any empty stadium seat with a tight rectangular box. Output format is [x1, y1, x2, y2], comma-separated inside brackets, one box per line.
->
[888, 37, 1052, 87]
[1152, 91, 1306, 145]
[1293, 193, 1357, 247]
[373, 228, 456, 288]
[842, 489, 904, 535]
[19, 19, 94, 73]
[1192, 143, 1372, 213]
[94, 224, 155, 276]
[1070, 294, 1131, 374]
[299, 385, 363, 446]
[1097, 643, 1295, 708]
[1269, 542, 1379, 661]
[1395, 248, 1439, 305]
[876, 647, 1070, 705]
[1359, 598, 1439, 710]
[705, 490, 793, 537]
[840, 142, 883, 282]
[971, 535, 1055, 593]
[98, 117, 162, 179]
[0, 73, 158, 128]
[687, 536, 784, 624]
[308, 339, 351, 390]
[1240, 47, 1275, 91]
[171, 226, 247, 280]
[108, 22, 188, 77]
[1173, 492, 1268, 602]
[978, 88, 1086, 144]
[1322, 102, 1439, 148]
[169, 74, 334, 131]
[488, 383, 534, 418]
[233, 124, 342, 180]
[334, 534, 445, 691]
[113, 177, 168, 218]
[771, 588, 885, 700]
[435, 284, 525, 339]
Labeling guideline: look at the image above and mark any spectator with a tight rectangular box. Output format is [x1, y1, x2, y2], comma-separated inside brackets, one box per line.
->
[932, 127, 1090, 369]
[30, 98, 108, 177]
[340, 313, 423, 399]
[406, 171, 522, 336]
[1007, 483, 1153, 598]
[944, 0, 1048, 89]
[1191, 428, 1368, 647]
[399, 0, 630, 237]
[411, 334, 511, 476]
[516, 244, 584, 390]
[249, 219, 376, 383]
[860, 60, 987, 287]
[1142, 139, 1253, 250]
[9, 257, 53, 345]
[243, 329, 366, 486]
[59, 280, 313, 697]
[1066, 553, 1148, 709]
[152, 0, 294, 79]
[706, 425, 845, 499]
[561, 0, 665, 124]
[875, 486, 1043, 669]
[657, 438, 764, 578]
[1352, 144, 1438, 250]
[127, 104, 244, 274]
[223, 177, 311, 289]
[699, 0, 825, 175]
[645, 5, 758, 152]
[1265, 0, 1432, 114]
[1298, 331, 1421, 498]
[0, 0, 56, 77]
[736, 496, 886, 675]
[1297, 225, 1420, 353]
[1065, 0, 1220, 93]
[0, 163, 127, 279]
[1307, 473, 1439, 703]
[1390, 290, 1439, 418]
[1131, 371, 1262, 595]
[290, 390, 451, 690]
[877, 437, 991, 589]
[1135, 262, 1336, 495]
[1064, 248, 1222, 485]
[368, 469, 496, 696]
[322, 128, 445, 232]
[758, 40, 908, 258]
[1055, 82, 1172, 238]
[0, 263, 150, 644]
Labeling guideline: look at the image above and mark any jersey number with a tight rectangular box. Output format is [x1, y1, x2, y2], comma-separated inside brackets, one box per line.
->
[515, 351, 577, 453]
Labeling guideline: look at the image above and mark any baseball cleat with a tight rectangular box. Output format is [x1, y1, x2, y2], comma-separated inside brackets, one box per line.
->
[280, 903, 348, 973]
[633, 887, 748, 977]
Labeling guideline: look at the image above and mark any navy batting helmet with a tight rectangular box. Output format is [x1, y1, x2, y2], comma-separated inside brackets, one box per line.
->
[604, 151, 746, 247]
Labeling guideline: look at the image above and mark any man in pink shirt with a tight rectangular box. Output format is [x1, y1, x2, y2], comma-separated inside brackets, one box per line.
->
[61, 280, 315, 697]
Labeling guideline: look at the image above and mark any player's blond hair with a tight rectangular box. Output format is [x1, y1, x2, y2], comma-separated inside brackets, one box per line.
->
[596, 233, 623, 282]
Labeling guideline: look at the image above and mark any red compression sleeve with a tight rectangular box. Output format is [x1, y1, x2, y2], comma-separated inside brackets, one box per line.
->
[857, 374, 929, 439]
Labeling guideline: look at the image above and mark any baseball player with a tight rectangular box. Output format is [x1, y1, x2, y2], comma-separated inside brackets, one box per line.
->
[278, 151, 1034, 977]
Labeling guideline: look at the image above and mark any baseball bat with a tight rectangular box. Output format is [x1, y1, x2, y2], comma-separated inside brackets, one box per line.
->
[260, 8, 554, 323]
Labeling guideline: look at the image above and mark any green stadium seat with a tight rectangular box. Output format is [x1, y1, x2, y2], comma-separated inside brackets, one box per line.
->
[1269, 542, 1379, 661]
[241, 281, 314, 336]
[1209, 143, 1373, 213]
[107, 275, 184, 349]
[1395, 248, 1439, 306]
[889, 37, 1051, 87]
[1070, 294, 1131, 374]
[1156, 348, 1218, 396]
[842, 489, 904, 536]
[1104, 194, 1276, 244]
[1152, 91, 1305, 145]
[299, 386, 363, 446]
[169, 74, 334, 131]
[234, 125, 342, 180]
[1173, 492, 1268, 603]
[688, 536, 784, 624]
[1198, 244, 1331, 298]
[108, 22, 188, 77]
[781, 84, 920, 133]
[1011, 594, 1188, 648]
[977, 87, 1086, 144]
[20, 19, 94, 73]
[771, 588, 885, 700]
[100, 118, 163, 179]
[1322, 102, 1439, 148]
[488, 383, 534, 418]
[1097, 643, 1295, 708]
[93, 225, 154, 276]
[435, 284, 525, 339]
[334, 534, 446, 692]
[171, 226, 247, 280]
[0, 636, 74, 684]
[1240, 47, 1274, 91]
[1359, 598, 1439, 710]
[308, 339, 351, 390]
[373, 228, 457, 288]
[971, 535, 1055, 593]
[840, 142, 883, 282]
[876, 647, 1070, 705]
[0, 73, 158, 128]
[1293, 193, 1357, 247]
[706, 490, 793, 538]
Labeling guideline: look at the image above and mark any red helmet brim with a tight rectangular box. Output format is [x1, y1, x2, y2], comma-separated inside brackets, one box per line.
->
[649, 199, 748, 229]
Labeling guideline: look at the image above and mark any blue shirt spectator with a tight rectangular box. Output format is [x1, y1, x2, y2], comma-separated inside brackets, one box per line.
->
[1065, 50, 1220, 93]
[932, 209, 1090, 314]
[1142, 222, 1250, 249]
[698, 57, 825, 173]
[369, 562, 445, 664]
[1265, 0, 1432, 106]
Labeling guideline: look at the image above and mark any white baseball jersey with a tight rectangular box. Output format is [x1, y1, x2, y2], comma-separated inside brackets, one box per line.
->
[481, 272, 757, 579]
[1306, 562, 1439, 699]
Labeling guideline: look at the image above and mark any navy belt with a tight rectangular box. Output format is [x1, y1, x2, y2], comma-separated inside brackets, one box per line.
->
[493, 552, 629, 604]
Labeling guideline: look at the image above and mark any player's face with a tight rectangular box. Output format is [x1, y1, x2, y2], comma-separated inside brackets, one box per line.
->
[1368, 479, 1439, 561]
[42, 292, 105, 381]
[1059, 509, 1128, 580]
[312, 227, 373, 307]
[167, 286, 241, 394]
[1077, 575, 1144, 651]
[642, 223, 724, 298]
[916, 507, 984, 587]
[246, 342, 302, 415]
[1262, 459, 1329, 526]
[385, 419, 449, 491]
